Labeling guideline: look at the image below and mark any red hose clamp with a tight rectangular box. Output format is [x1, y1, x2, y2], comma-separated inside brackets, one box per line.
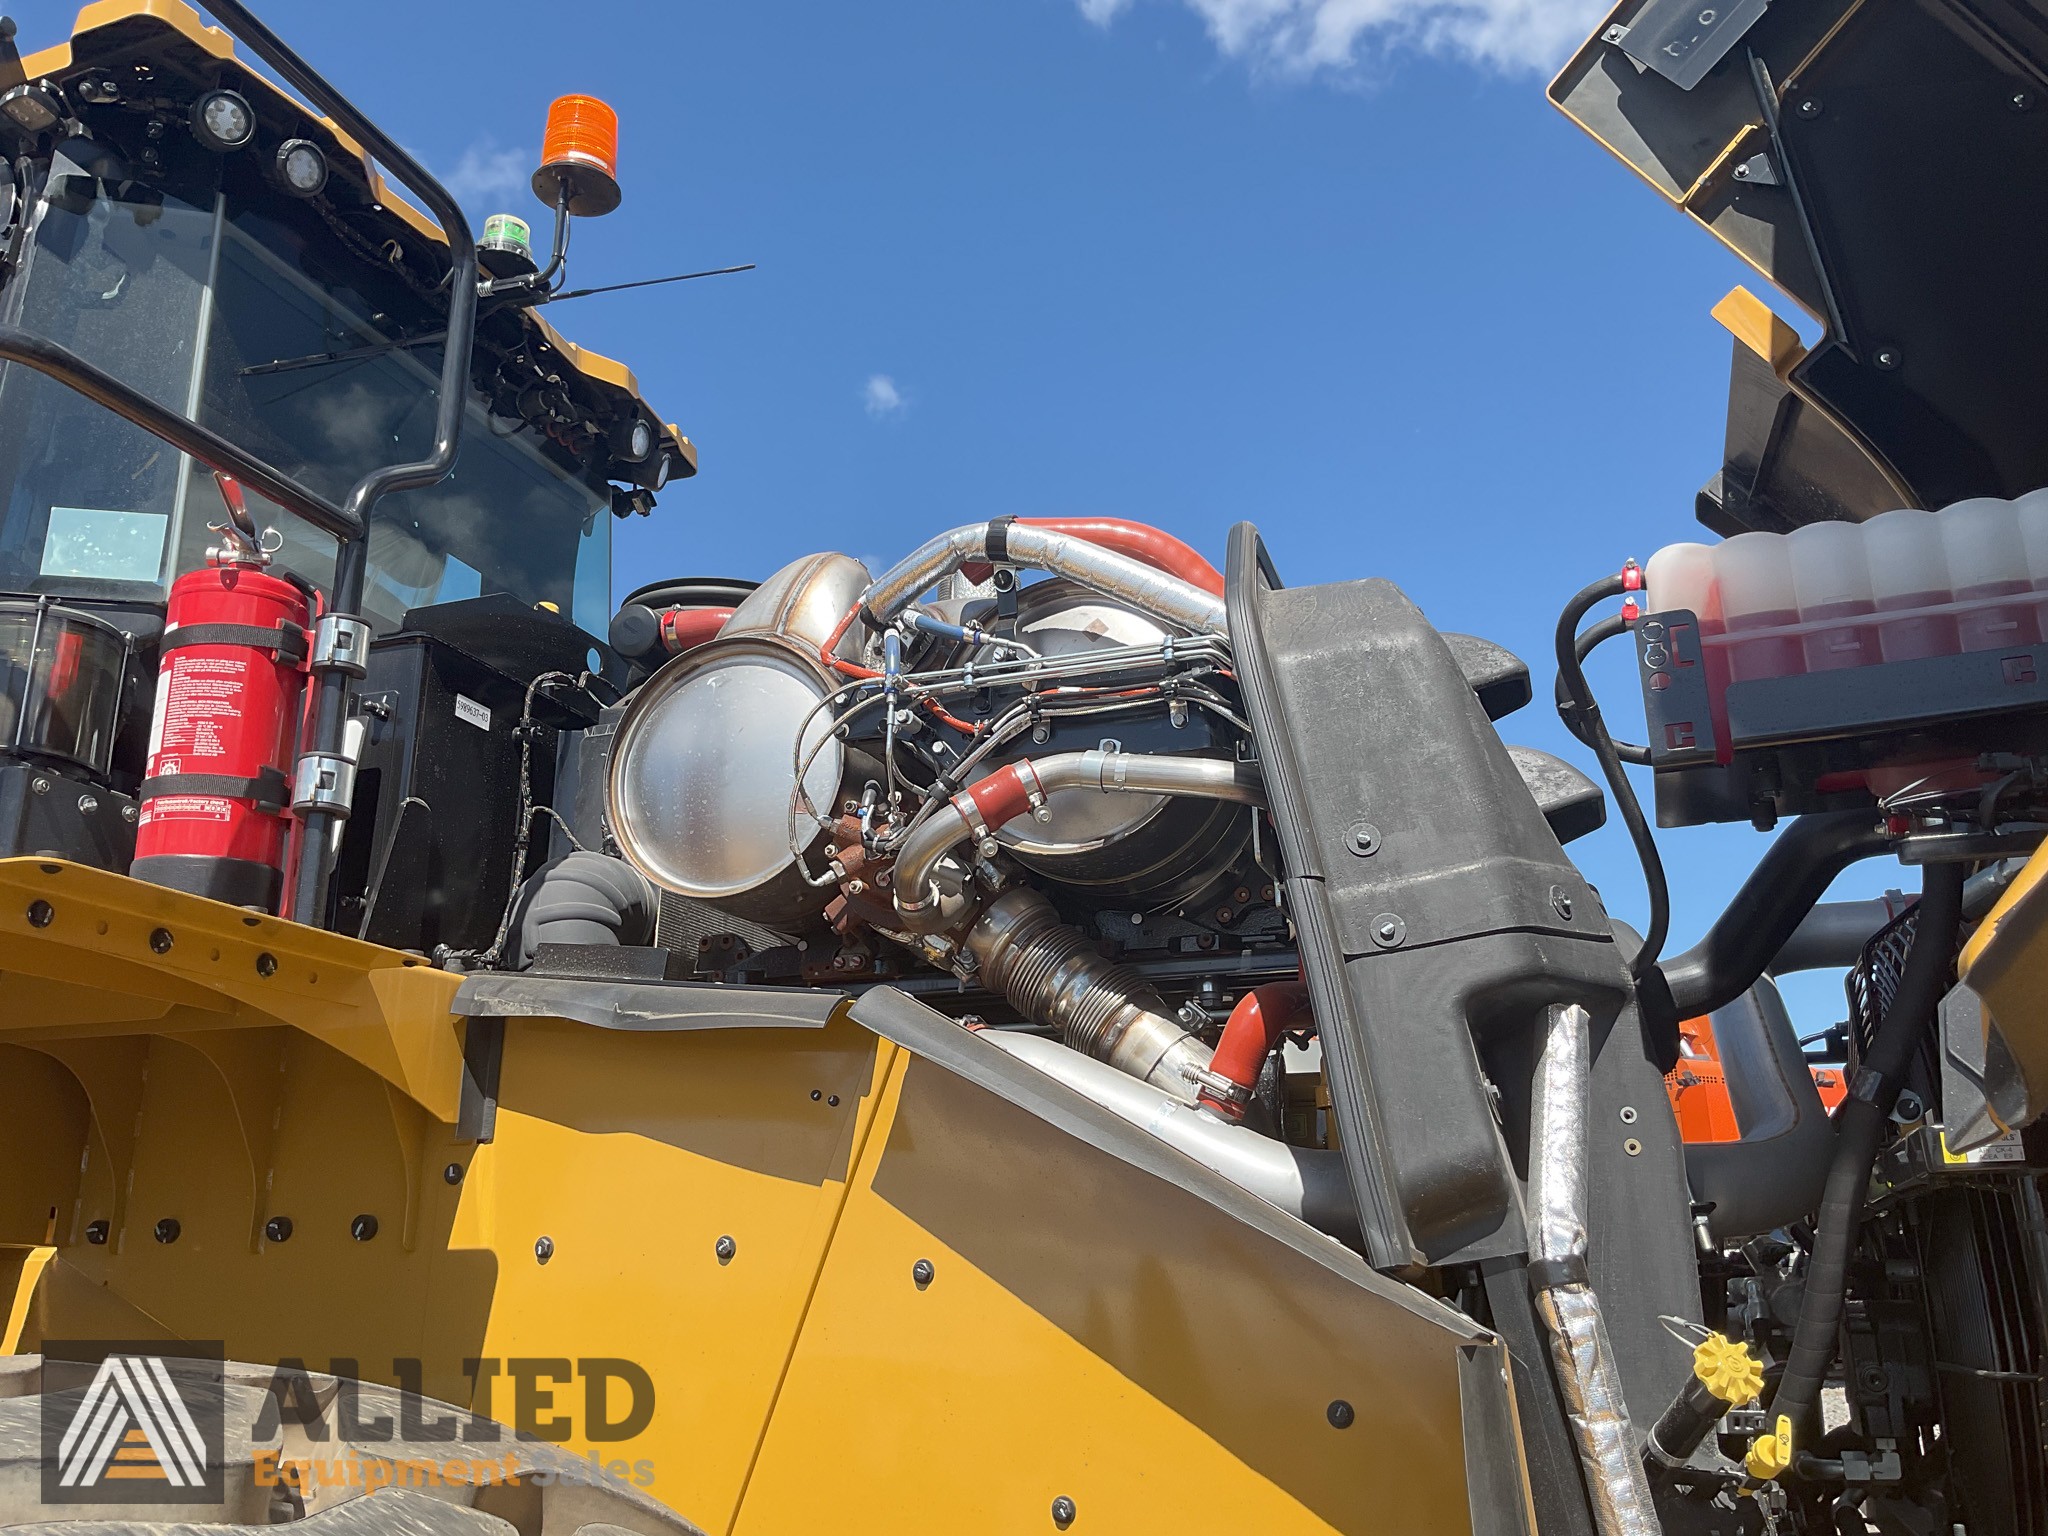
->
[1620, 558, 1644, 623]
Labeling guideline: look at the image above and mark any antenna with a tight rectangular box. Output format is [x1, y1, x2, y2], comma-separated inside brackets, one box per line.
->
[537, 263, 757, 306]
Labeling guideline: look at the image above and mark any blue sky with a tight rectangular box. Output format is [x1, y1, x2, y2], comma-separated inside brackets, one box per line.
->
[228, 0, 1873, 1028]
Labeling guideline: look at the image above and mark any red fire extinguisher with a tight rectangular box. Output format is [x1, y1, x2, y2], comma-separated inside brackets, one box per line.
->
[130, 474, 311, 913]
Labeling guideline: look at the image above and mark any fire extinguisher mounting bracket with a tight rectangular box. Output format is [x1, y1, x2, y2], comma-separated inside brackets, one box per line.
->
[160, 621, 308, 665]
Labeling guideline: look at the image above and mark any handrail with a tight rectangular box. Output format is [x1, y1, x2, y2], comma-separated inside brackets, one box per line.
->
[0, 325, 357, 538]
[193, 0, 481, 926]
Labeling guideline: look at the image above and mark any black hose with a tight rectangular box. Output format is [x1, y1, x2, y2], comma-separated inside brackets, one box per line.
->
[1555, 574, 1670, 980]
[1556, 614, 1653, 765]
[1768, 860, 1965, 1443]
[1658, 810, 1900, 1017]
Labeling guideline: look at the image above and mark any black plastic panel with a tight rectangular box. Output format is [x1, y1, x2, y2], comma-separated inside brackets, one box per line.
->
[1226, 523, 1632, 1267]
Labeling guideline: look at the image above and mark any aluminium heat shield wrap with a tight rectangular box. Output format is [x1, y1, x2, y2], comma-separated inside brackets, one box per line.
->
[1530, 1002, 1661, 1536]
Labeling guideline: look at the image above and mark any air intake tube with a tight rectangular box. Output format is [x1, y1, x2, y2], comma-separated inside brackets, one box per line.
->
[859, 520, 1229, 637]
[893, 750, 1264, 934]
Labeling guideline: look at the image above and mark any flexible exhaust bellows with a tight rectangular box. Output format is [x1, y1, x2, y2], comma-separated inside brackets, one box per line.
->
[967, 887, 1213, 1101]
[1530, 1002, 1660, 1536]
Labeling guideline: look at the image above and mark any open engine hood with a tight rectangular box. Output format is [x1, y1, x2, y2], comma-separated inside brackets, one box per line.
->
[1552, 0, 2048, 534]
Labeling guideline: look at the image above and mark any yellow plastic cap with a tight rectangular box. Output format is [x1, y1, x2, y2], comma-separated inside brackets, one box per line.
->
[1745, 1414, 1794, 1481]
[1694, 1334, 1764, 1405]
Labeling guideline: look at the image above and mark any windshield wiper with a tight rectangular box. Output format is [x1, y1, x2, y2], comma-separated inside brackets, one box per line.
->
[241, 330, 447, 379]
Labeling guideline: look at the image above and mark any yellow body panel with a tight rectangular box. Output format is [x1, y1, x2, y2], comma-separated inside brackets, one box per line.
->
[1959, 841, 2048, 1113]
[738, 1050, 1498, 1534]
[1, 867, 1502, 1533]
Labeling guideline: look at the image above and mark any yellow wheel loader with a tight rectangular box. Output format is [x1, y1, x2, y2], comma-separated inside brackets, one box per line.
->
[0, 2, 2044, 1534]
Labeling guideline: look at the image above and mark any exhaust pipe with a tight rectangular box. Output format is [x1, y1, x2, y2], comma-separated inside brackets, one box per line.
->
[979, 1027, 1360, 1246]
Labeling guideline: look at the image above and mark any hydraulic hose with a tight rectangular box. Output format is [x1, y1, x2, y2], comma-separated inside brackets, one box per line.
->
[1767, 861, 1964, 1445]
[1556, 614, 1651, 766]
[1658, 811, 1899, 1017]
[1555, 573, 1669, 980]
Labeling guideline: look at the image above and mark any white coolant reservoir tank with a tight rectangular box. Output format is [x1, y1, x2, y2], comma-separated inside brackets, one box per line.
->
[2015, 487, 2048, 635]
[1715, 532, 1802, 681]
[1787, 521, 1877, 671]
[1863, 508, 1959, 661]
[1645, 542, 1719, 627]
[1942, 497, 2041, 651]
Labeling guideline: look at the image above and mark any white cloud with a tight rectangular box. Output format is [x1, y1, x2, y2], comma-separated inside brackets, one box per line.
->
[863, 374, 907, 418]
[437, 139, 531, 211]
[1078, 0, 1602, 75]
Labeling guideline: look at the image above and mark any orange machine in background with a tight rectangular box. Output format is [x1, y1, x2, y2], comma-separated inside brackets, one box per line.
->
[1667, 1015, 1846, 1144]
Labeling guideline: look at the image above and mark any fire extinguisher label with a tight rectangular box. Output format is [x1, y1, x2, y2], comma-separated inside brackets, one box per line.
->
[157, 655, 249, 761]
[454, 693, 492, 732]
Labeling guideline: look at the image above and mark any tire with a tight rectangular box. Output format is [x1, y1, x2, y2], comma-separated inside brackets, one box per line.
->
[0, 1357, 704, 1536]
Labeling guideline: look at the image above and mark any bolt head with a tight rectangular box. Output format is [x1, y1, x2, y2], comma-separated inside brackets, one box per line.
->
[1550, 886, 1574, 921]
[30, 776, 48, 795]
[1051, 1496, 1077, 1528]
[443, 1162, 465, 1185]
[76, 793, 97, 814]
[256, 951, 278, 977]
[264, 1215, 293, 1243]
[153, 1218, 180, 1245]
[351, 1214, 379, 1241]
[1347, 822, 1381, 857]
[715, 1234, 736, 1264]
[1797, 98, 1823, 117]
[148, 927, 174, 954]
[1370, 913, 1404, 948]
[2013, 90, 2034, 111]
[912, 1258, 936, 1289]
[26, 899, 53, 928]
[85, 1220, 109, 1245]
[534, 1235, 555, 1264]
[1327, 1399, 1356, 1429]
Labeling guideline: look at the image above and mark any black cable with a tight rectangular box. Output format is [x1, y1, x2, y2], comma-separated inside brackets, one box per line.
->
[1555, 574, 1669, 980]
[1556, 614, 1652, 765]
[1767, 860, 1965, 1445]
